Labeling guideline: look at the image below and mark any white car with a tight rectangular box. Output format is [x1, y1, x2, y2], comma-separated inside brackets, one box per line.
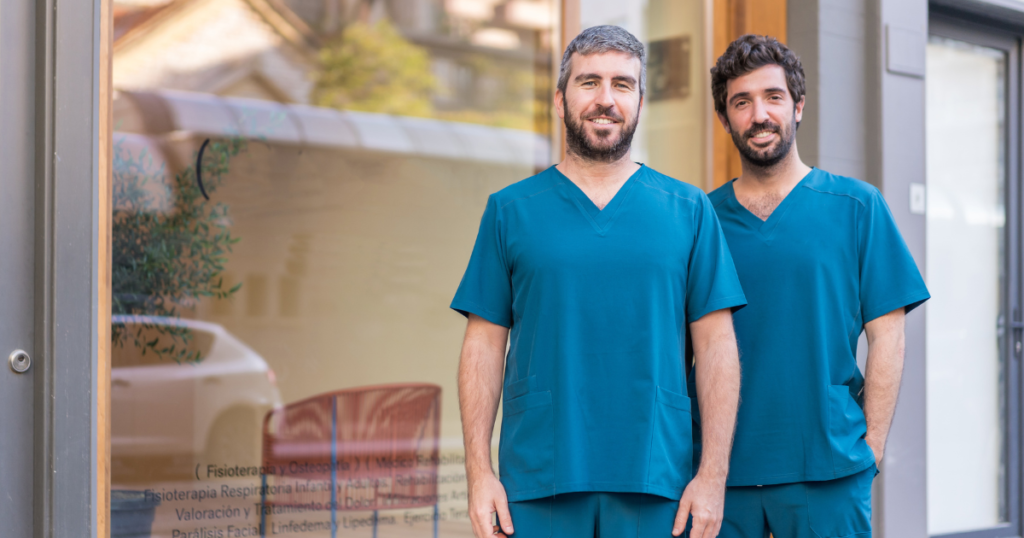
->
[111, 315, 282, 481]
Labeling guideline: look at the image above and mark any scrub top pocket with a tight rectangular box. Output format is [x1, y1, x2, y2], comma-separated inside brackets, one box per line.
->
[827, 384, 874, 475]
[647, 387, 694, 492]
[500, 391, 554, 499]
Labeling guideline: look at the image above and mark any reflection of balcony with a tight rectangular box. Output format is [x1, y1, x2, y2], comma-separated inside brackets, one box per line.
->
[115, 89, 551, 167]
[260, 384, 442, 537]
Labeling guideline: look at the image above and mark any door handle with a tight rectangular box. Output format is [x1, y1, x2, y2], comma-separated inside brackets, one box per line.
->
[112, 378, 130, 388]
[1012, 322, 1023, 357]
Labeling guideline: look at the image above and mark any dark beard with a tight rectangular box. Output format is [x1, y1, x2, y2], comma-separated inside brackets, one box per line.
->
[563, 98, 639, 163]
[730, 114, 796, 170]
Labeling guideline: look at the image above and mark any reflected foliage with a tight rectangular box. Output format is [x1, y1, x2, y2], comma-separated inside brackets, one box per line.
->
[111, 137, 245, 363]
[312, 19, 436, 116]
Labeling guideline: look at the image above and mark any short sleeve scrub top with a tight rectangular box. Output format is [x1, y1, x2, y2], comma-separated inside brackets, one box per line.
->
[451, 165, 747, 502]
[704, 168, 930, 486]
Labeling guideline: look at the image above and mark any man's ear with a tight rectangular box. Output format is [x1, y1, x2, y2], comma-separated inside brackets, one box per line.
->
[717, 111, 732, 134]
[555, 89, 565, 120]
[794, 95, 806, 123]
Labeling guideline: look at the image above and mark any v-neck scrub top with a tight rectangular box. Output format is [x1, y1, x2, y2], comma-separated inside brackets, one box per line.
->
[704, 168, 930, 487]
[451, 165, 747, 502]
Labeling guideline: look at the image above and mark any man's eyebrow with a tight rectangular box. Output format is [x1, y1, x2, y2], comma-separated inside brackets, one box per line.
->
[574, 73, 602, 83]
[729, 87, 788, 105]
[572, 73, 638, 85]
[728, 91, 751, 105]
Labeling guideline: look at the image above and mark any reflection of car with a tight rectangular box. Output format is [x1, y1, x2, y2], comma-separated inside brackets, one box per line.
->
[111, 315, 282, 481]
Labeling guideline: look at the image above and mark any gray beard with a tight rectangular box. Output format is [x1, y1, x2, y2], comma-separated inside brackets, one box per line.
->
[563, 99, 639, 163]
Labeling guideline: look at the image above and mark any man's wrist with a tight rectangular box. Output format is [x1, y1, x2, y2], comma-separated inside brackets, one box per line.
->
[694, 465, 729, 485]
[465, 458, 496, 482]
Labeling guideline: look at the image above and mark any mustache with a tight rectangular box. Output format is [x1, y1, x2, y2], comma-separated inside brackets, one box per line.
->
[582, 104, 624, 123]
[743, 120, 781, 139]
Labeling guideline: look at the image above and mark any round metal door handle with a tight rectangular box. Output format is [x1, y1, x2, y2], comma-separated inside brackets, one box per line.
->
[9, 350, 30, 373]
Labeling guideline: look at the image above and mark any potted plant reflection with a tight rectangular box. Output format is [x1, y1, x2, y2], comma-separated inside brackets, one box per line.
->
[110, 136, 281, 537]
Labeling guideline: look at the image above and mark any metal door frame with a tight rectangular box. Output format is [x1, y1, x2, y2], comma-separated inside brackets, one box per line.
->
[32, 0, 111, 536]
[926, 12, 1023, 538]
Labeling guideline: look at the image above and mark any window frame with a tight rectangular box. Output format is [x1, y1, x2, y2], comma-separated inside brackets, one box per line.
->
[927, 14, 1022, 538]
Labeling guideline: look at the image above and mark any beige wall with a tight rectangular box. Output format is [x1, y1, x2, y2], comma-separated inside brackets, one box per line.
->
[192, 143, 529, 444]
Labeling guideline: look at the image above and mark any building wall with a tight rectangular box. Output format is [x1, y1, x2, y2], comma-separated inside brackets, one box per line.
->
[788, 1, 929, 536]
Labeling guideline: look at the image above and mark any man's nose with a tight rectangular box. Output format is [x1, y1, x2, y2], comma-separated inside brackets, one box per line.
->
[595, 83, 615, 109]
[751, 99, 770, 123]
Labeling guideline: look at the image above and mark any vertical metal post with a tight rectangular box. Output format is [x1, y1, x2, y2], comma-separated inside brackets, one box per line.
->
[331, 396, 338, 538]
[259, 471, 267, 538]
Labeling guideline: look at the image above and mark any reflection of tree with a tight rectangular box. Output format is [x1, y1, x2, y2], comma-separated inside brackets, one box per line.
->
[111, 138, 245, 363]
[312, 19, 435, 116]
[310, 16, 548, 132]
[434, 54, 541, 132]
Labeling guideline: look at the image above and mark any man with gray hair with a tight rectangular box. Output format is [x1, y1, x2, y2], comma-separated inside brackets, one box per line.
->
[453, 25, 745, 538]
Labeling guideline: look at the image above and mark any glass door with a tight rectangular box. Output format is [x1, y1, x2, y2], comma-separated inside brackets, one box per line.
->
[926, 17, 1021, 538]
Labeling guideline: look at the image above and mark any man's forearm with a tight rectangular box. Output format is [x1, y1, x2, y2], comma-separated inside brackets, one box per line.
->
[690, 309, 741, 481]
[862, 309, 906, 459]
[458, 316, 509, 479]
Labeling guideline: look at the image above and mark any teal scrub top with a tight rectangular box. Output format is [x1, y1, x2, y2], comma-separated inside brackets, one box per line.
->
[701, 168, 930, 487]
[451, 165, 747, 502]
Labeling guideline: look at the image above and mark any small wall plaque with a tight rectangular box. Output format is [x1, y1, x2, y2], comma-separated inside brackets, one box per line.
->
[647, 36, 691, 101]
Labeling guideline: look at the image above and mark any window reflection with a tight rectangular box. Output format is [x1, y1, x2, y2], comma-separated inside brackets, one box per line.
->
[926, 36, 1008, 535]
[111, 0, 555, 535]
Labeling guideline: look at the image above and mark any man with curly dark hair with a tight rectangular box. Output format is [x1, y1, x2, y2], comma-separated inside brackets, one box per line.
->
[700, 34, 930, 538]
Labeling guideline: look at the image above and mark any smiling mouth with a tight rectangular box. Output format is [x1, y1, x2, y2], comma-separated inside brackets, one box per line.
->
[589, 117, 618, 125]
[750, 130, 776, 140]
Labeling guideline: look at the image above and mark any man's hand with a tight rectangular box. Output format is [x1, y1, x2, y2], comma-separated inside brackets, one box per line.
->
[673, 472, 726, 538]
[866, 437, 884, 465]
[468, 472, 514, 537]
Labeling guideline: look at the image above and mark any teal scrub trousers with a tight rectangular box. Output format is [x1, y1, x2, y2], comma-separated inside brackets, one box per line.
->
[720, 465, 876, 538]
[508, 492, 683, 537]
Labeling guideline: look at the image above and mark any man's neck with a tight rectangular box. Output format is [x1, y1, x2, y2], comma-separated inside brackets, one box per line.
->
[555, 152, 640, 210]
[556, 152, 640, 188]
[733, 146, 812, 197]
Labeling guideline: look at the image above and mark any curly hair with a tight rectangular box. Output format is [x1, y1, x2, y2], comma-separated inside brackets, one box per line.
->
[711, 34, 805, 115]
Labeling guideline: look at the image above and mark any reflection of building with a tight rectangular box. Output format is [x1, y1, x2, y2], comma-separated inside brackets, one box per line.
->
[113, 0, 554, 132]
[112, 88, 545, 448]
[114, 0, 319, 103]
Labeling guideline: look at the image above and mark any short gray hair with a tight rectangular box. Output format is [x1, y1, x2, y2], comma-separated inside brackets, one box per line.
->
[557, 25, 646, 98]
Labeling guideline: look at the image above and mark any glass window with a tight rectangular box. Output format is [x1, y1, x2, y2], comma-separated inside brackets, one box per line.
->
[925, 35, 1008, 535]
[110, 0, 557, 535]
[580, 0, 708, 188]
